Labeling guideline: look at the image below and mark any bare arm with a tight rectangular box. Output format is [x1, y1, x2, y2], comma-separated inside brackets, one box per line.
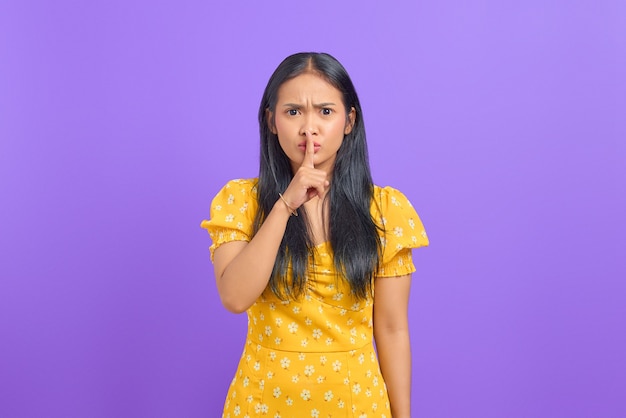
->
[212, 199, 291, 313]
[213, 132, 328, 313]
[374, 273, 412, 418]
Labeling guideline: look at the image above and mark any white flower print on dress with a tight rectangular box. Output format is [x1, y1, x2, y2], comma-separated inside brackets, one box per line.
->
[300, 389, 311, 401]
[324, 390, 334, 401]
[254, 403, 268, 414]
[225, 214, 234, 223]
[280, 358, 290, 369]
[227, 194, 234, 204]
[304, 365, 315, 377]
[287, 322, 298, 334]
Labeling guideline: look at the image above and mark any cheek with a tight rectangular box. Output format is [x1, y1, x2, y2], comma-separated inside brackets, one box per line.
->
[274, 117, 294, 137]
[331, 118, 348, 135]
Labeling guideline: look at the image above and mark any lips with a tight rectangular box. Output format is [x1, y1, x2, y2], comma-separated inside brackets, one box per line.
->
[298, 142, 321, 151]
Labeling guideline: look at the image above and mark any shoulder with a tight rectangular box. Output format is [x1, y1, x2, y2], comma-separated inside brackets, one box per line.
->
[201, 178, 259, 247]
[371, 184, 415, 217]
[217, 178, 258, 196]
[371, 184, 429, 248]
[210, 178, 258, 205]
[206, 178, 259, 223]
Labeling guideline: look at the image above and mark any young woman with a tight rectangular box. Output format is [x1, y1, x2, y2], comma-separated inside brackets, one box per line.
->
[201, 52, 428, 418]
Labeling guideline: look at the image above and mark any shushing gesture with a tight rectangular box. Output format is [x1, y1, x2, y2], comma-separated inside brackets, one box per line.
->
[281, 131, 330, 210]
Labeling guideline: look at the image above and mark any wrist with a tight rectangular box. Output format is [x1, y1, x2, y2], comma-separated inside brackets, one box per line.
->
[273, 198, 295, 218]
[278, 193, 298, 216]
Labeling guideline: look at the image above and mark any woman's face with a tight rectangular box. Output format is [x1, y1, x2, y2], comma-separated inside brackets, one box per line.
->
[270, 72, 355, 174]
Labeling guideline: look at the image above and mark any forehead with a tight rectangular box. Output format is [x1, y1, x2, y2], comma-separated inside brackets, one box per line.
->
[277, 72, 344, 103]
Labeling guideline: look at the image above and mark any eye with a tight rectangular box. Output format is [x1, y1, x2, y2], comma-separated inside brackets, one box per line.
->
[321, 108, 333, 116]
[287, 109, 299, 116]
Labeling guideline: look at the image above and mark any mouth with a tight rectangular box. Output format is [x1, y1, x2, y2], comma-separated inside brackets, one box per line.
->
[298, 142, 321, 151]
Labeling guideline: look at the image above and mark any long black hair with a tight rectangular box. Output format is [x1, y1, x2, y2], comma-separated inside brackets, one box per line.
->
[253, 52, 381, 300]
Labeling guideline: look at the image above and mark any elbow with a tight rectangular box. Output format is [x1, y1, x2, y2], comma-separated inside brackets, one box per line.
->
[219, 292, 252, 314]
[215, 271, 259, 313]
[222, 302, 249, 314]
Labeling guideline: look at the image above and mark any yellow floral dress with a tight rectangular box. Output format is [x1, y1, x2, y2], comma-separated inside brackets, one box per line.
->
[201, 179, 428, 418]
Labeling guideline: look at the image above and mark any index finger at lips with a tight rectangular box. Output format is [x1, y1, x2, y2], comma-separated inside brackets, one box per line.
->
[303, 131, 315, 168]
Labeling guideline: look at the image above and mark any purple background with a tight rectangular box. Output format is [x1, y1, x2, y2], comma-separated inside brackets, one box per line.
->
[1, 1, 625, 417]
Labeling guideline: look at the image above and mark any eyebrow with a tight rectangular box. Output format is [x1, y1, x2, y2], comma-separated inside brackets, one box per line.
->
[282, 102, 337, 108]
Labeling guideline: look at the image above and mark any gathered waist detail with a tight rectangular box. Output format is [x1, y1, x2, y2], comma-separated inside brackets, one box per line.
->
[247, 333, 373, 354]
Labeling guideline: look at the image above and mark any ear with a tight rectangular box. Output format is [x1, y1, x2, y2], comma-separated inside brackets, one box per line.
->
[266, 108, 277, 134]
[344, 107, 356, 135]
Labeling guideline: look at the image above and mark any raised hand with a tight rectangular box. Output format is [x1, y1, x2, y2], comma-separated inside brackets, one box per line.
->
[280, 131, 330, 211]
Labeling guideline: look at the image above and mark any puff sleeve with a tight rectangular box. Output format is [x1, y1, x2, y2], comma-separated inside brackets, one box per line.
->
[200, 179, 258, 261]
[372, 186, 429, 277]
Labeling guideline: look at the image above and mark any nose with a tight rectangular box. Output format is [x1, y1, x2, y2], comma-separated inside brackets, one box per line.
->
[299, 113, 318, 136]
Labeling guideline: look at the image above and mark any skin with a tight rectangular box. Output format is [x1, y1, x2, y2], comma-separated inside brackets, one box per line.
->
[212, 72, 413, 417]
